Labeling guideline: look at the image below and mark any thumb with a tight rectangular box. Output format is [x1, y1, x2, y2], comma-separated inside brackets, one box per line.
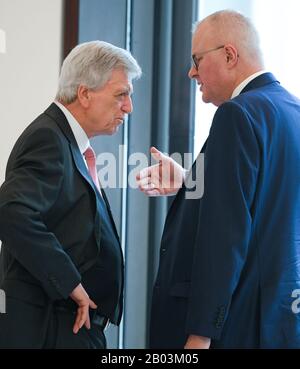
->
[150, 146, 162, 163]
[89, 299, 98, 309]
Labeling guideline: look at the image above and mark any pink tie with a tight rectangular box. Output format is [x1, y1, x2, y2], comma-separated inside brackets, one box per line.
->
[83, 146, 100, 192]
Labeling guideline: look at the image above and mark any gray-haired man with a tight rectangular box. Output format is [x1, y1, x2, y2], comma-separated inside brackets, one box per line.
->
[0, 41, 141, 348]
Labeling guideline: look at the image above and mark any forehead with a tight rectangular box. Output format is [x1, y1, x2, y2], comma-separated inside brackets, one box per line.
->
[192, 22, 214, 52]
[105, 69, 133, 91]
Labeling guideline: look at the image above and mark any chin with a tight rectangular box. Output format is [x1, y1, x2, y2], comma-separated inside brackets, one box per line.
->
[202, 95, 209, 103]
[202, 92, 214, 105]
[108, 126, 119, 135]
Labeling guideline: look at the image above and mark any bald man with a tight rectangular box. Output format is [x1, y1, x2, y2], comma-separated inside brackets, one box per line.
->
[138, 10, 300, 349]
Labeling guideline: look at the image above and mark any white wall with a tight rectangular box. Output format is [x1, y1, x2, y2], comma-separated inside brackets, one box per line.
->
[0, 0, 63, 183]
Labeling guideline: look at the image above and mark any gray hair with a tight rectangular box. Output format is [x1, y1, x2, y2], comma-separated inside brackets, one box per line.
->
[56, 41, 142, 104]
[193, 10, 264, 67]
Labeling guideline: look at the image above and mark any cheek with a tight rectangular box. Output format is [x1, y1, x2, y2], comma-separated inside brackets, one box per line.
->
[109, 101, 121, 114]
[105, 104, 120, 124]
[202, 66, 221, 89]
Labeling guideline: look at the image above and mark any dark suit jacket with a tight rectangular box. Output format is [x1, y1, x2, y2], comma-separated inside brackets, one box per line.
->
[0, 104, 123, 339]
[150, 73, 300, 348]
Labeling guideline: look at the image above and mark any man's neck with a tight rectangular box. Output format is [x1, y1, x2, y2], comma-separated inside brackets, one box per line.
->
[233, 61, 265, 89]
[231, 69, 266, 99]
[57, 100, 90, 138]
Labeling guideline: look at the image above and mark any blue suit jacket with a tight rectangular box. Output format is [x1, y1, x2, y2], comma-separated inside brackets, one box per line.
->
[150, 73, 300, 348]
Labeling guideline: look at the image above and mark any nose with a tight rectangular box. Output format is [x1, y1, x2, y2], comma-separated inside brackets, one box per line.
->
[188, 65, 198, 79]
[122, 95, 133, 114]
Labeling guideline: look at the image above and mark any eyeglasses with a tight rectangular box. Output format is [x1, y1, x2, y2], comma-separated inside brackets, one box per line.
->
[191, 45, 225, 70]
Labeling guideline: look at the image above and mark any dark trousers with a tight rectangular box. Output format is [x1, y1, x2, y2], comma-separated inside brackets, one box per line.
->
[0, 296, 106, 349]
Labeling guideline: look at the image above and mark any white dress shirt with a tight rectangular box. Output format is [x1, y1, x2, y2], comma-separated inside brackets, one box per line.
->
[54, 101, 90, 168]
[231, 70, 267, 99]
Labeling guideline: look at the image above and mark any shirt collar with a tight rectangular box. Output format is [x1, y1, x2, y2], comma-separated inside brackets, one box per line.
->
[231, 70, 268, 99]
[54, 101, 90, 155]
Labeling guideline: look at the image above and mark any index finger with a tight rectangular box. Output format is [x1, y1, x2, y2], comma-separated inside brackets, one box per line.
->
[73, 306, 89, 334]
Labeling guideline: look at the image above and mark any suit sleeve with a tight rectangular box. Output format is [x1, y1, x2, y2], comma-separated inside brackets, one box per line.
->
[186, 101, 260, 340]
[0, 127, 81, 300]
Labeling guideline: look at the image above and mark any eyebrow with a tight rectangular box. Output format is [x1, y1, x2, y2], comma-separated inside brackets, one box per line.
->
[117, 86, 133, 94]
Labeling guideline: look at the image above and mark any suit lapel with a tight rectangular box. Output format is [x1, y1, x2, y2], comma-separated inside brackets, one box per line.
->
[101, 189, 121, 243]
[45, 103, 120, 242]
[45, 103, 101, 198]
[45, 104, 103, 240]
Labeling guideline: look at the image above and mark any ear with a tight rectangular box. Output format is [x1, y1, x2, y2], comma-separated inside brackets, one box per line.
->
[224, 44, 239, 69]
[77, 85, 91, 108]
